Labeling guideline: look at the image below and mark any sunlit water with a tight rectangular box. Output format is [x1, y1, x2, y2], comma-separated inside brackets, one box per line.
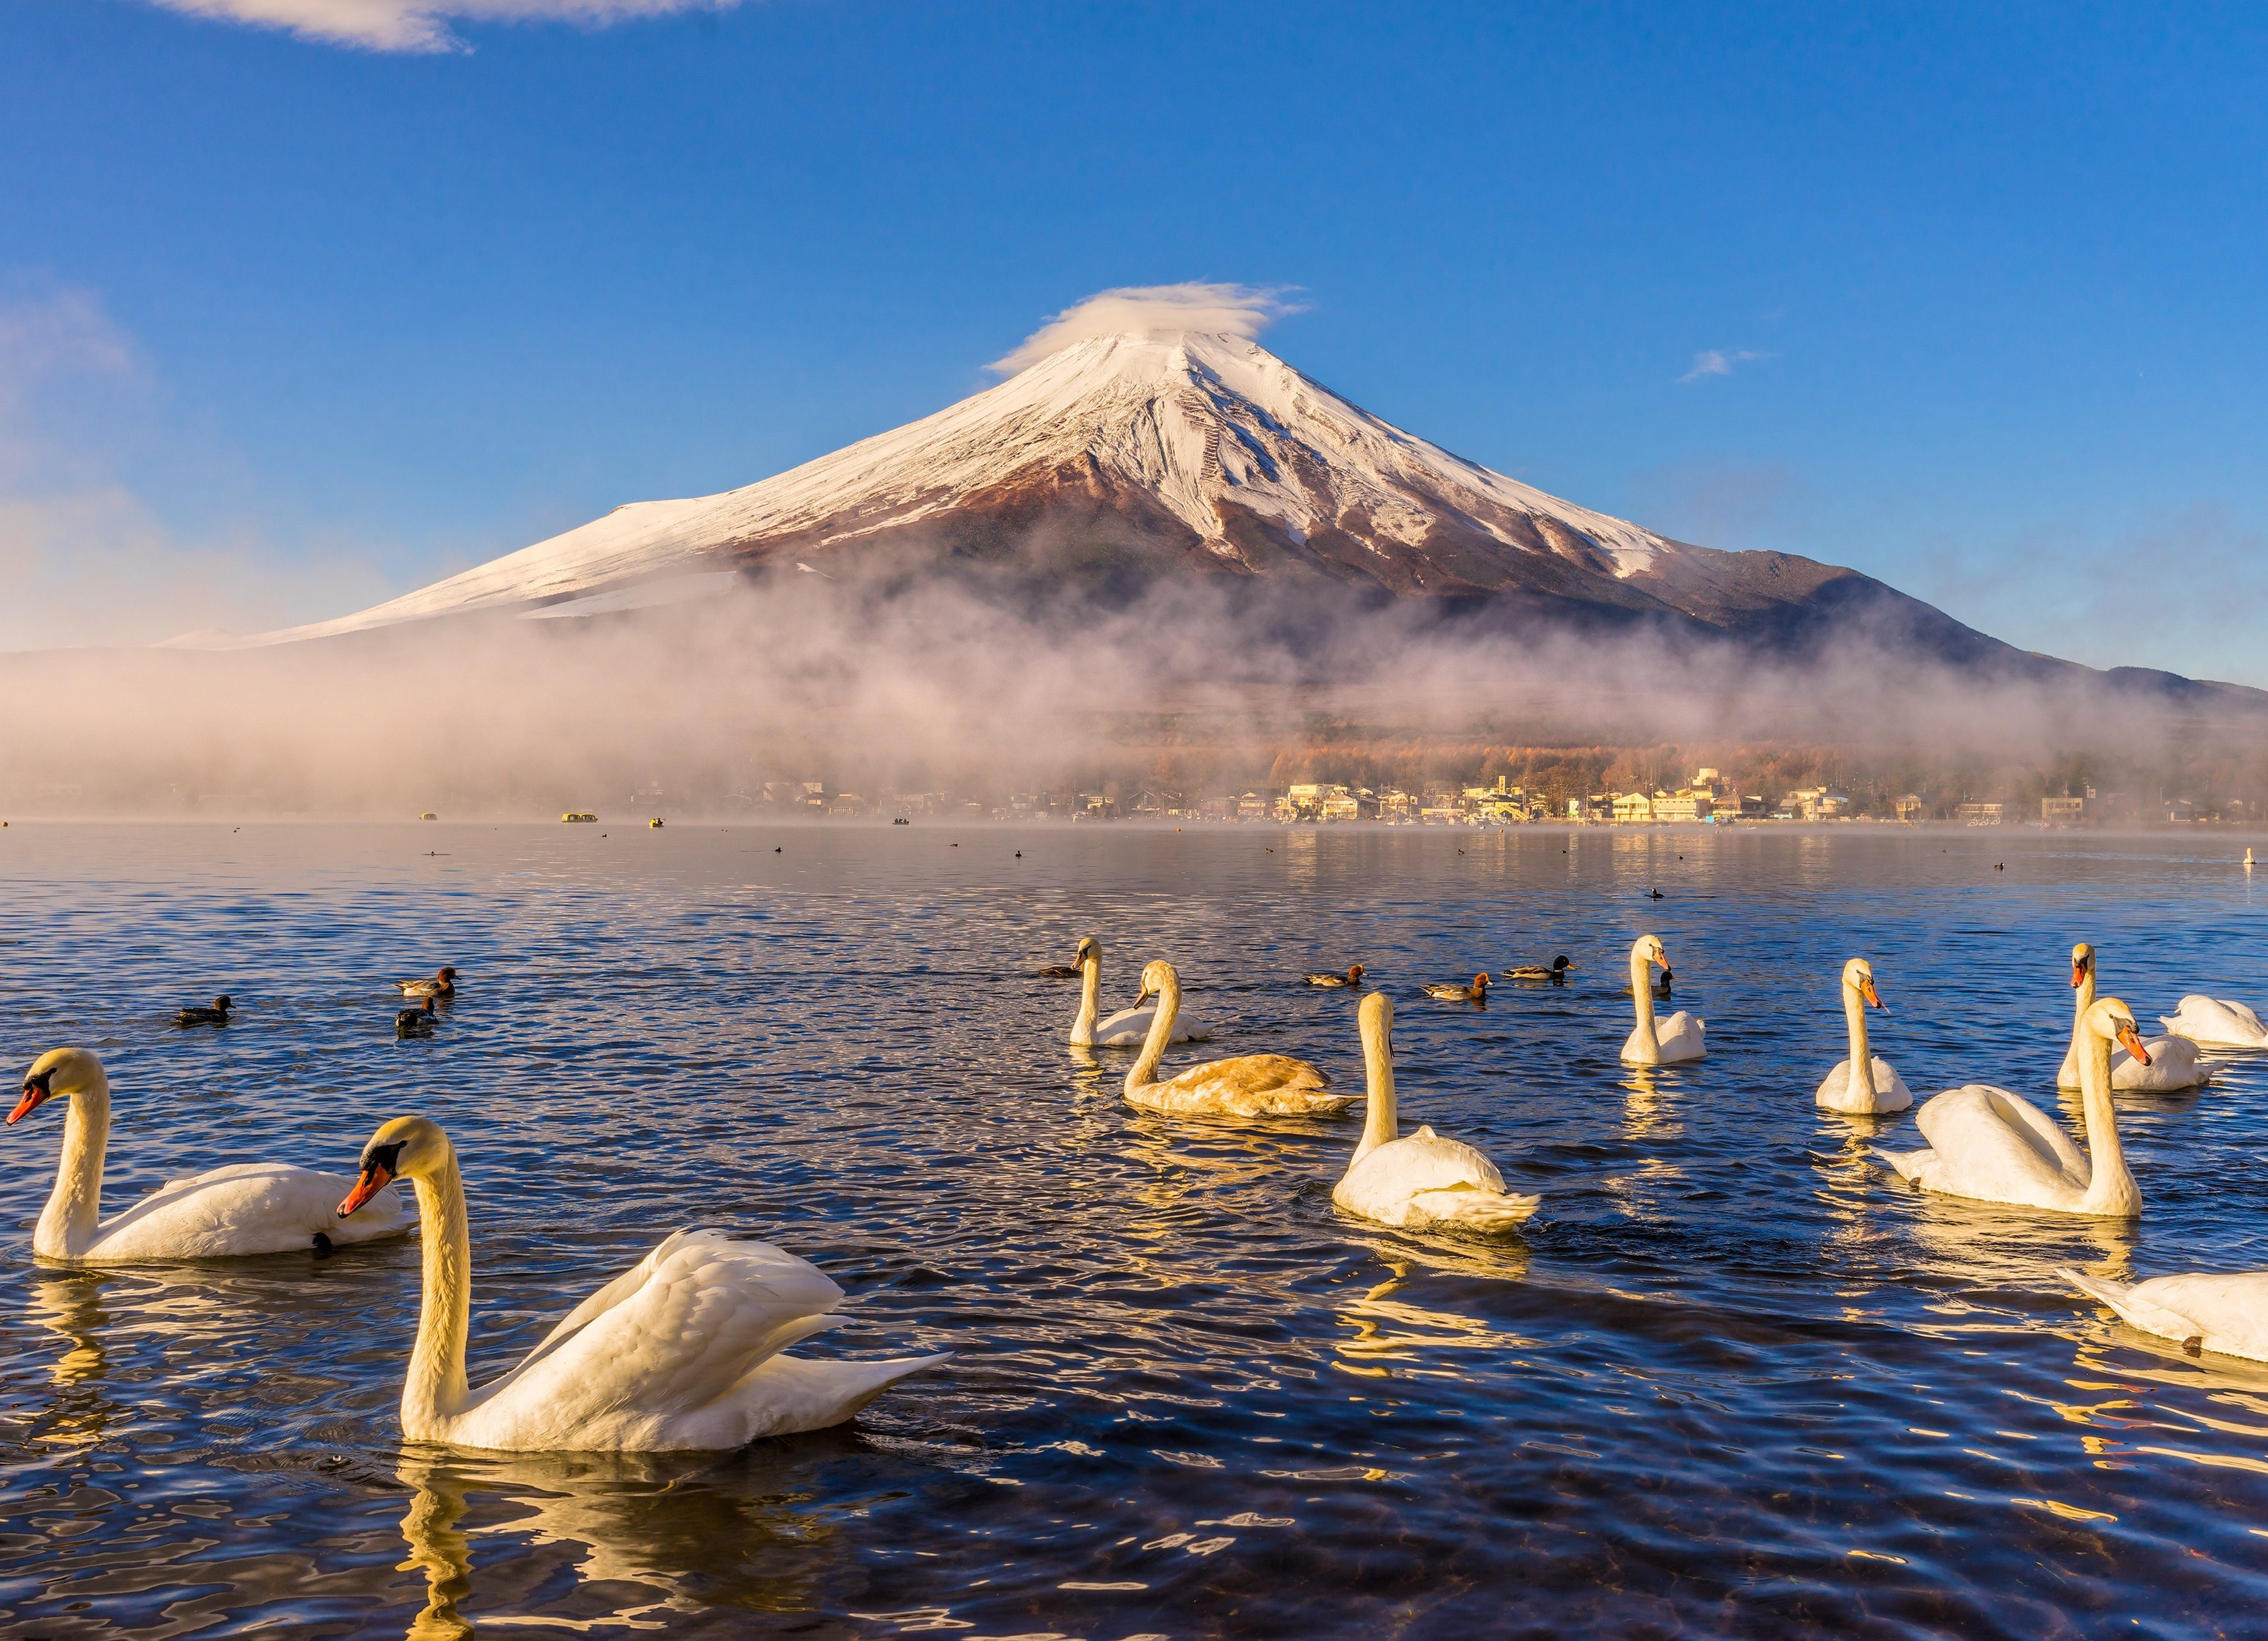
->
[3, 822, 2267, 1638]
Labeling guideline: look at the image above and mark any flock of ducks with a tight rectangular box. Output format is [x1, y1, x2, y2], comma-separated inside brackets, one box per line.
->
[11, 930, 2268, 1460]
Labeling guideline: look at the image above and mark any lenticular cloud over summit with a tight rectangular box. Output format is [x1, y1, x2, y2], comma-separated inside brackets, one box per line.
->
[988, 282, 1302, 374]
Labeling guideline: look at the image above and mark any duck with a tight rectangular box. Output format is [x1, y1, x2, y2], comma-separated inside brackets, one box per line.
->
[9, 1047, 408, 1260]
[1331, 993, 1539, 1231]
[396, 998, 438, 1039]
[2058, 943, 2207, 1090]
[1503, 955, 1574, 984]
[396, 966, 458, 999]
[2158, 991, 2268, 1049]
[1031, 950, 1085, 979]
[1122, 960, 1351, 1118]
[2061, 1266, 2268, 1363]
[336, 1116, 944, 1451]
[1304, 964, 1365, 989]
[1620, 935, 1705, 1064]
[1876, 999, 2146, 1216]
[175, 995, 233, 1027]
[1814, 958, 1911, 1114]
[1618, 967, 1674, 998]
[1422, 974, 1489, 1003]
[1070, 938, 1208, 1047]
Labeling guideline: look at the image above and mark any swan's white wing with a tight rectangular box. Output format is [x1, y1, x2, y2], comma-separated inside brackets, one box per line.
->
[84, 1163, 406, 1261]
[1906, 1085, 2087, 1205]
[457, 1230, 849, 1449]
[2162, 996, 2268, 1047]
[2065, 1269, 2268, 1362]
[1092, 1003, 1207, 1045]
[1335, 1129, 1537, 1228]
[1657, 1011, 1706, 1061]
[1816, 1057, 1911, 1112]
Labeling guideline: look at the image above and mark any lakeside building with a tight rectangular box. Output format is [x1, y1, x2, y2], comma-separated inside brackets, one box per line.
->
[1956, 802, 2005, 826]
[2042, 796, 2086, 826]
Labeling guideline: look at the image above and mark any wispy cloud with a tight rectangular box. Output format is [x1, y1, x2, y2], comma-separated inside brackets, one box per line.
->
[137, 0, 744, 54]
[990, 282, 1304, 374]
[1679, 347, 1771, 384]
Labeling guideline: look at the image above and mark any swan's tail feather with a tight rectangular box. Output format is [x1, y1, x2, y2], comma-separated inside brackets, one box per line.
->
[2060, 1268, 2197, 1342]
[727, 1351, 953, 1439]
[1873, 1146, 1930, 1182]
[1411, 1188, 1541, 1230]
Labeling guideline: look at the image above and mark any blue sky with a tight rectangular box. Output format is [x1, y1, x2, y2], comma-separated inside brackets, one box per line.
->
[4, 1, 2265, 677]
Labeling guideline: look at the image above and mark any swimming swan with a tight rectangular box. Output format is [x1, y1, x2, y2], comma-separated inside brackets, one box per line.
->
[1070, 937, 1208, 1047]
[1332, 992, 1538, 1231]
[1123, 960, 1351, 1118]
[1876, 998, 2148, 1217]
[337, 1116, 946, 1451]
[2158, 992, 2268, 1049]
[1814, 958, 1911, 1114]
[9, 1047, 408, 1261]
[2061, 1266, 2268, 1363]
[1620, 935, 1705, 1064]
[2059, 943, 2206, 1091]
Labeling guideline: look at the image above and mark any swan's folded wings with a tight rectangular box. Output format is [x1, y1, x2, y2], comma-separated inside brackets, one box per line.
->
[1353, 1129, 1508, 1197]
[485, 1230, 848, 1415]
[1915, 1086, 2087, 1187]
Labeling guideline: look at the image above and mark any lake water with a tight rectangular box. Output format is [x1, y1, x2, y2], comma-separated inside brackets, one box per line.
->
[3, 822, 2266, 1638]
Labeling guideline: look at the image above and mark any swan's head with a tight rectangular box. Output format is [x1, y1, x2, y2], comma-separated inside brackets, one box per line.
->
[1075, 937, 1099, 966]
[2070, 943, 2095, 989]
[1359, 989, 1394, 1055]
[340, 1115, 449, 1216]
[1842, 958, 1885, 1009]
[2080, 998, 2150, 1065]
[1633, 934, 1668, 970]
[1134, 959, 1179, 1006]
[11, 1047, 105, 1125]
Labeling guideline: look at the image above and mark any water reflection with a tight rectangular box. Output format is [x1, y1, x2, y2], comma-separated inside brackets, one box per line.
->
[24, 1270, 123, 1448]
[1332, 1246, 1535, 1377]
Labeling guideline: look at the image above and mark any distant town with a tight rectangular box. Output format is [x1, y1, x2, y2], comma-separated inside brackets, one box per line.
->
[717, 767, 2238, 827]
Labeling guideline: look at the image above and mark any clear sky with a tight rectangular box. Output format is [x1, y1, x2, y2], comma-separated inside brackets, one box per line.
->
[4, 1, 2265, 678]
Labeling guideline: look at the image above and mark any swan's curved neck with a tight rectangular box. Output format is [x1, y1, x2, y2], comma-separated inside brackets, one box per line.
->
[2075, 1027, 2137, 1214]
[1070, 952, 1101, 1047]
[1126, 974, 1179, 1097]
[2069, 963, 2097, 1062]
[1629, 948, 1659, 1057]
[403, 1150, 474, 1438]
[1843, 982, 1876, 1100]
[1353, 1020, 1397, 1166]
[37, 1080, 111, 1260]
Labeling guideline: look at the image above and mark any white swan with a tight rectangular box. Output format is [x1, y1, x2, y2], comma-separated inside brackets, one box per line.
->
[1620, 935, 1705, 1065]
[2158, 992, 2268, 1049]
[1332, 992, 1538, 1231]
[1123, 960, 1353, 1118]
[1814, 958, 1911, 1114]
[1070, 937, 1208, 1047]
[2063, 1267, 2268, 1363]
[2058, 943, 2207, 1091]
[1876, 998, 2148, 1216]
[338, 1116, 946, 1451]
[9, 1047, 408, 1261]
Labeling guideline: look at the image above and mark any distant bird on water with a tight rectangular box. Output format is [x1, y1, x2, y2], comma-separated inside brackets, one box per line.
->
[1423, 974, 1490, 1003]
[1305, 964, 1365, 988]
[1034, 941, 1089, 979]
[1620, 967, 1674, 998]
[1649, 888, 1665, 900]
[396, 998, 438, 1039]
[396, 966, 457, 999]
[1504, 955, 1576, 983]
[176, 996, 233, 1027]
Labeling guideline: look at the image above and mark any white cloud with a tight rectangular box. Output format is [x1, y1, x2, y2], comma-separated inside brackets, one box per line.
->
[1679, 347, 1771, 384]
[0, 285, 391, 647]
[990, 282, 1303, 374]
[137, 0, 743, 53]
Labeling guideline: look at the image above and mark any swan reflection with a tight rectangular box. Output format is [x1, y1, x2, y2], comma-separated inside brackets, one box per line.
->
[394, 1446, 840, 1638]
[1332, 1245, 1534, 1378]
[25, 1270, 123, 1448]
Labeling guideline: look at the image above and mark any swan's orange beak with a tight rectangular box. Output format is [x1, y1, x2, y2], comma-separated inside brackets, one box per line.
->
[2070, 961, 2087, 989]
[9, 1073, 54, 1126]
[2116, 1024, 2151, 1066]
[338, 1163, 392, 1218]
[1651, 952, 1669, 970]
[1860, 976, 1886, 1010]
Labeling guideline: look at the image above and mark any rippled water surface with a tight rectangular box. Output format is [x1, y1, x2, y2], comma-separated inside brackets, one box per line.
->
[4, 822, 2268, 1638]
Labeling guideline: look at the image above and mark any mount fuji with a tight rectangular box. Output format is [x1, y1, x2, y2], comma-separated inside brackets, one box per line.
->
[236, 326, 2209, 698]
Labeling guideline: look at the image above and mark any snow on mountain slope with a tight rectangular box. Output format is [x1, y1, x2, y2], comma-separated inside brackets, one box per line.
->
[249, 329, 1709, 645]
